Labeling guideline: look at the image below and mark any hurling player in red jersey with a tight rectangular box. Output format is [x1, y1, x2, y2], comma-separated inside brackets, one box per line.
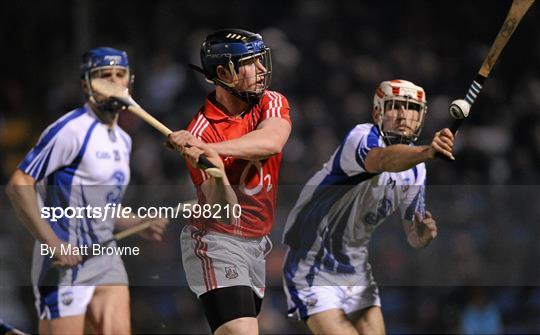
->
[169, 29, 291, 335]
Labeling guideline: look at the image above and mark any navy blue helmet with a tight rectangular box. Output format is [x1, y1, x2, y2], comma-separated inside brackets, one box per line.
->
[193, 29, 272, 104]
[81, 47, 130, 78]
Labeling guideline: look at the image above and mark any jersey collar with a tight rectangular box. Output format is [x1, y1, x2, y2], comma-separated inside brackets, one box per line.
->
[203, 92, 248, 121]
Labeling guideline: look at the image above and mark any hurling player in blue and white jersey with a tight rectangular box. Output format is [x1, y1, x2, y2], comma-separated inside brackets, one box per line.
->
[6, 47, 167, 334]
[282, 80, 455, 334]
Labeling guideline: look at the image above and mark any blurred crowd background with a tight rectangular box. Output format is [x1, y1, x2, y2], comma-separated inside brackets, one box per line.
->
[1, 0, 539, 333]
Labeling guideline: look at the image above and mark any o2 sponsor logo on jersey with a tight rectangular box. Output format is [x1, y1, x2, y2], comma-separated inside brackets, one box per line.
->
[239, 160, 272, 196]
[106, 170, 126, 204]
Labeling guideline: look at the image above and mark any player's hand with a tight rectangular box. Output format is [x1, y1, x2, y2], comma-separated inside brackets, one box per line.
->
[413, 211, 438, 246]
[49, 238, 83, 268]
[169, 130, 225, 177]
[168, 130, 205, 154]
[138, 217, 169, 242]
[430, 128, 455, 160]
[184, 144, 225, 172]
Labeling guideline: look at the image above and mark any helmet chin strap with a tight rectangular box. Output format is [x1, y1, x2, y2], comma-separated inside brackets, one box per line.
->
[87, 94, 124, 125]
[214, 67, 263, 105]
[381, 131, 415, 145]
[218, 84, 263, 105]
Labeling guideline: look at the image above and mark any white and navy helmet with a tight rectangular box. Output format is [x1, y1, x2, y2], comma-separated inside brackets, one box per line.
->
[373, 79, 427, 145]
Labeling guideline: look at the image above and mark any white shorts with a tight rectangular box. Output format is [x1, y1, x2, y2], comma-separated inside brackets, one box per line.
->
[284, 283, 381, 320]
[34, 285, 96, 320]
[31, 242, 128, 320]
[283, 250, 380, 320]
[180, 225, 272, 298]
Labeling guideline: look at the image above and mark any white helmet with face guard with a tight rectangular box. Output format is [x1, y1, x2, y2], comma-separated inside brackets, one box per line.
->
[373, 79, 427, 145]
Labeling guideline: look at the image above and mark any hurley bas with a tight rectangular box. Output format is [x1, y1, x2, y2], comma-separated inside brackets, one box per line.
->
[41, 243, 140, 258]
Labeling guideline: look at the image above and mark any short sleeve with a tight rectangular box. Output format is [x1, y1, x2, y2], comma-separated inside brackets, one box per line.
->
[18, 120, 80, 182]
[259, 91, 291, 125]
[185, 113, 214, 186]
[354, 125, 384, 172]
[326, 124, 384, 176]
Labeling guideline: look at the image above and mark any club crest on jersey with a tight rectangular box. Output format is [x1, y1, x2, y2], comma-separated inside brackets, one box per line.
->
[224, 265, 239, 279]
[61, 290, 74, 306]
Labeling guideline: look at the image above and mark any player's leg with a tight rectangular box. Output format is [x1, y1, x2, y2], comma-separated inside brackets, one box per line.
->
[349, 306, 386, 335]
[38, 315, 85, 335]
[34, 285, 95, 335]
[344, 284, 384, 335]
[219, 318, 258, 335]
[85, 285, 131, 334]
[283, 250, 356, 334]
[210, 235, 269, 335]
[214, 318, 258, 335]
[181, 226, 265, 334]
[200, 286, 261, 334]
[284, 282, 357, 334]
[306, 308, 359, 335]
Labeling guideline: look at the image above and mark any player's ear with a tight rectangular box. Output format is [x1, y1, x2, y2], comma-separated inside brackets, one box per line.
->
[372, 106, 381, 123]
[81, 79, 89, 95]
[216, 65, 233, 84]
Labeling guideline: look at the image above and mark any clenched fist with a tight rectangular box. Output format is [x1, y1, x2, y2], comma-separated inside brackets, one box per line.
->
[430, 128, 455, 160]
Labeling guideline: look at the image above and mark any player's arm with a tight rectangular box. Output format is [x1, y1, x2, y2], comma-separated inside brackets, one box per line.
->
[173, 140, 238, 225]
[207, 118, 291, 160]
[5, 170, 82, 266]
[364, 128, 454, 173]
[402, 211, 438, 249]
[200, 171, 238, 226]
[115, 216, 169, 242]
[198, 145, 238, 225]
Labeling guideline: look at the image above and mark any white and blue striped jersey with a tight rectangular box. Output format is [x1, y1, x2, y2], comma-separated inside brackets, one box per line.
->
[283, 123, 426, 280]
[18, 104, 131, 286]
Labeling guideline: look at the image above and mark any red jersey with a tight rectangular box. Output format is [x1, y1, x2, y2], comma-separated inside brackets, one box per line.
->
[185, 90, 291, 238]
